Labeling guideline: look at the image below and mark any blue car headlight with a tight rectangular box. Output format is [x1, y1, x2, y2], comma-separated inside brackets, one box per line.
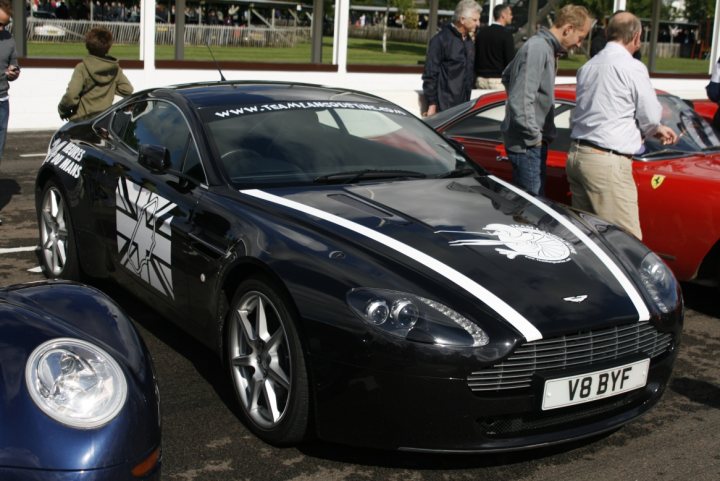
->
[639, 251, 679, 314]
[25, 338, 128, 429]
[347, 288, 489, 347]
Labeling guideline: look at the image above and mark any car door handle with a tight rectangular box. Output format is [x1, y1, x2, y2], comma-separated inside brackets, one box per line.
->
[496, 155, 509, 162]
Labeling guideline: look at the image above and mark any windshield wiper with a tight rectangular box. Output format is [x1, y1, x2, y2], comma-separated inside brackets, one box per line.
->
[438, 167, 479, 178]
[638, 148, 688, 159]
[313, 169, 426, 184]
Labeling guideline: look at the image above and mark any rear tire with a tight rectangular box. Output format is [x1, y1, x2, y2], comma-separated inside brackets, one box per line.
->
[38, 180, 80, 280]
[225, 278, 309, 445]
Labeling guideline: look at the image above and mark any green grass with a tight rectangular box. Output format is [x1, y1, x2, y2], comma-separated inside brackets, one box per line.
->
[28, 38, 709, 73]
[28, 37, 427, 65]
[560, 54, 709, 74]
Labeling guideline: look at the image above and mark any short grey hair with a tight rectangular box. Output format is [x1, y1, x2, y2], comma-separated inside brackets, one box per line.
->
[453, 0, 481, 23]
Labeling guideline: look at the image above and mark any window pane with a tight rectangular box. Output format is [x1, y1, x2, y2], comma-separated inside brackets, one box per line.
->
[445, 103, 505, 141]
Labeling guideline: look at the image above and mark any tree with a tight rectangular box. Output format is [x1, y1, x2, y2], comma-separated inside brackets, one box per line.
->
[680, 0, 714, 26]
[394, 0, 419, 28]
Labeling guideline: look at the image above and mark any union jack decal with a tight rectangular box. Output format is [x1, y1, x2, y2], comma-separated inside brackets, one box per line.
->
[116, 178, 176, 298]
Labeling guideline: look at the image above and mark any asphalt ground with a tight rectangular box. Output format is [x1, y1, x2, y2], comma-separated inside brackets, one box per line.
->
[1, 131, 719, 481]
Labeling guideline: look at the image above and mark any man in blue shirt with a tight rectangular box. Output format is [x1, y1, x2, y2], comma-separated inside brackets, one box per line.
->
[568, 11, 677, 240]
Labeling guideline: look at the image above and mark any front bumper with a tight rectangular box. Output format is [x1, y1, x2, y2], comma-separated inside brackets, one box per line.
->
[0, 462, 161, 481]
[310, 345, 678, 452]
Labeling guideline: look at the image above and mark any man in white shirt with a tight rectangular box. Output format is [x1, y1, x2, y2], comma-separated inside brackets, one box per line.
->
[567, 11, 677, 240]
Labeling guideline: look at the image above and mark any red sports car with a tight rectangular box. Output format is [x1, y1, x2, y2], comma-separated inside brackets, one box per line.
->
[690, 98, 718, 125]
[426, 85, 720, 285]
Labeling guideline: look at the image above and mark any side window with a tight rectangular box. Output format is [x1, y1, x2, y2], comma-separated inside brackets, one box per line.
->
[182, 143, 205, 183]
[116, 100, 206, 184]
[110, 107, 132, 139]
[553, 103, 574, 153]
[444, 103, 505, 142]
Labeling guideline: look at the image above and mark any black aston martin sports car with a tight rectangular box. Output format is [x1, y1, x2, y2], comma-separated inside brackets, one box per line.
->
[35, 81, 683, 452]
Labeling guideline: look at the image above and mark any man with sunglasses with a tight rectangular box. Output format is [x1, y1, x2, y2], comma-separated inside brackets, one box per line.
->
[0, 0, 19, 225]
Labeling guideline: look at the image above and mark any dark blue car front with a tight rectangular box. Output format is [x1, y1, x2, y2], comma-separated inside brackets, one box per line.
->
[0, 281, 161, 480]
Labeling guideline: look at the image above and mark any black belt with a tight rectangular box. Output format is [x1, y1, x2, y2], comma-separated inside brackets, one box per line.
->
[573, 139, 633, 159]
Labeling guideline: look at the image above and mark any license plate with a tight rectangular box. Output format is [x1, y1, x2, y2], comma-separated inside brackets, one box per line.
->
[541, 358, 650, 411]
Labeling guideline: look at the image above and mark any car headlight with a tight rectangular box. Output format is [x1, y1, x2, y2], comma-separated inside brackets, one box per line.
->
[25, 338, 127, 429]
[347, 288, 489, 347]
[639, 252, 678, 314]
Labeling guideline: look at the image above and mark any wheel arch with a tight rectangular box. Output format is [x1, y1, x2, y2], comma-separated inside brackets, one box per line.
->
[695, 238, 720, 287]
[216, 258, 307, 355]
[35, 167, 64, 210]
[218, 258, 316, 443]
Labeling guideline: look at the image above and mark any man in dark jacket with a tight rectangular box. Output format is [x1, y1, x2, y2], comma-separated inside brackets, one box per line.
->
[422, 0, 481, 117]
[475, 4, 514, 90]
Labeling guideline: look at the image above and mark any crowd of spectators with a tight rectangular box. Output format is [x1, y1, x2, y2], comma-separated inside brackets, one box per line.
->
[26, 0, 268, 26]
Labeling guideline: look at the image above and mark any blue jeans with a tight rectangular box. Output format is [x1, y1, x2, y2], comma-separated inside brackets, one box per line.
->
[508, 144, 547, 196]
[0, 100, 8, 166]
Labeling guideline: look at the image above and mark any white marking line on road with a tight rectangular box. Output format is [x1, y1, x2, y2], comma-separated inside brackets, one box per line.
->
[0, 246, 37, 254]
[28, 266, 42, 273]
[20, 153, 47, 158]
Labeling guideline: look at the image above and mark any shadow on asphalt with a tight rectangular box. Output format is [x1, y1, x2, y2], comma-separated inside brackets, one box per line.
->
[671, 377, 720, 410]
[91, 280, 242, 417]
[681, 282, 720, 318]
[0, 178, 20, 211]
[294, 430, 616, 469]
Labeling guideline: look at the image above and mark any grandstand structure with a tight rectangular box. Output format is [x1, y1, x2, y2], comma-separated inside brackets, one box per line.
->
[5, 0, 713, 131]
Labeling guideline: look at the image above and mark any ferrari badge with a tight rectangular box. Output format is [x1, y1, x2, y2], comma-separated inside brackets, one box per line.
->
[651, 175, 665, 189]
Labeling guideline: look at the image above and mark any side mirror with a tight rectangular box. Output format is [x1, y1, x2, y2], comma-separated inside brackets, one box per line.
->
[139, 144, 171, 173]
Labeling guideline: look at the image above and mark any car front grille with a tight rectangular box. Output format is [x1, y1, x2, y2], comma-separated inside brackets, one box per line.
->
[467, 323, 673, 393]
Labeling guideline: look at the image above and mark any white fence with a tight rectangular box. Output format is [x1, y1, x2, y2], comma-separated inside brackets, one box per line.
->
[26, 18, 311, 48]
[348, 25, 429, 44]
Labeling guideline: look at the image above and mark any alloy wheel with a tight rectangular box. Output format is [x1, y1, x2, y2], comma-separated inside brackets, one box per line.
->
[228, 290, 292, 429]
[40, 186, 69, 277]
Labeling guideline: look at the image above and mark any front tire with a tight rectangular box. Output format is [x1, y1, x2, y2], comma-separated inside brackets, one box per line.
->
[225, 279, 309, 445]
[38, 180, 80, 280]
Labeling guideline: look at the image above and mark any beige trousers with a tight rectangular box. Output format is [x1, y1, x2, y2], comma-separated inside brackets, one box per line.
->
[566, 142, 642, 240]
[475, 77, 504, 90]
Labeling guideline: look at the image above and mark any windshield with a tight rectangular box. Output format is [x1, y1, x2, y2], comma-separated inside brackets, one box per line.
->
[203, 101, 476, 186]
[637, 95, 720, 159]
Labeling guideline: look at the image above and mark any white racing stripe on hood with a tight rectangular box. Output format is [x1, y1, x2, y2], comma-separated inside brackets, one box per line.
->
[241, 188, 543, 342]
[490, 176, 650, 322]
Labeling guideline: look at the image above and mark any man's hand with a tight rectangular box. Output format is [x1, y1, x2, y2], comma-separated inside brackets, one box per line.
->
[654, 125, 678, 145]
[5, 65, 19, 81]
[423, 104, 438, 118]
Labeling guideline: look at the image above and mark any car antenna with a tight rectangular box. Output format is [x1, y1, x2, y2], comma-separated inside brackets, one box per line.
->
[206, 38, 226, 82]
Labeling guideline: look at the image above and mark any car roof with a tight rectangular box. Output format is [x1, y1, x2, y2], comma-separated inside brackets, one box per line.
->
[147, 81, 393, 109]
[554, 84, 577, 100]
